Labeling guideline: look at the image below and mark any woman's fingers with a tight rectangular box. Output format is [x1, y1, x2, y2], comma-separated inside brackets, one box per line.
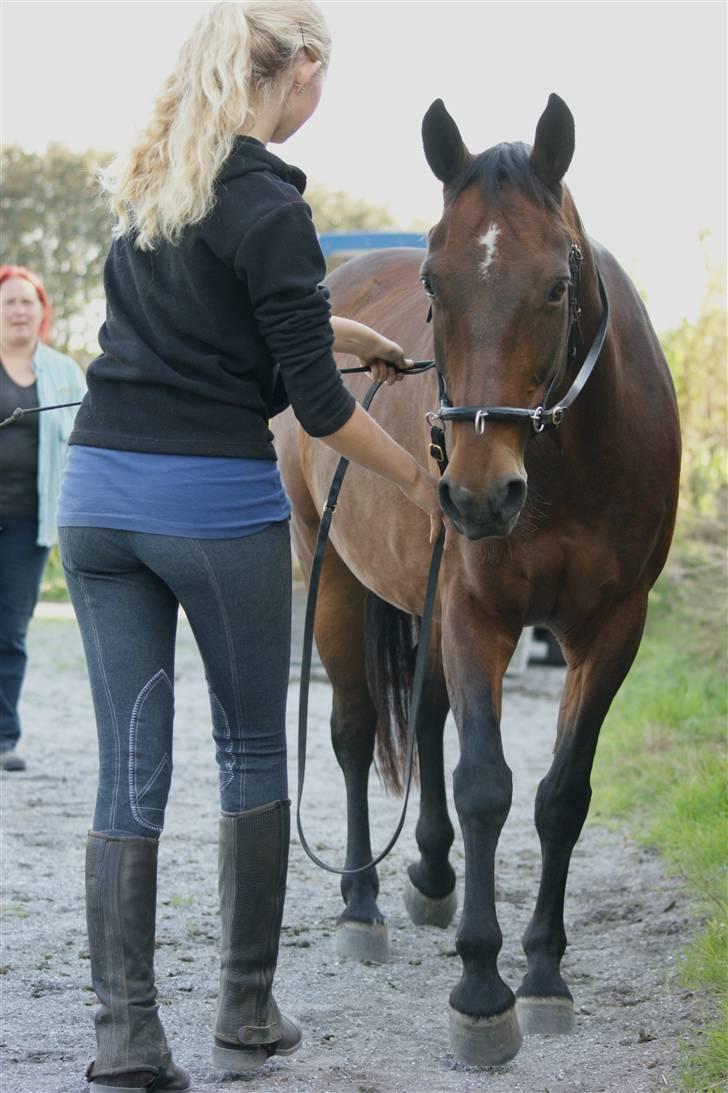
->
[367, 356, 413, 385]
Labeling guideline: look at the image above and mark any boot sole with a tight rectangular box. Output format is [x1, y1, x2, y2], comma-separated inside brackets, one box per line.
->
[89, 1087, 158, 1093]
[212, 1032, 302, 1072]
[89, 1070, 190, 1093]
[211, 1043, 269, 1072]
[90, 1087, 147, 1093]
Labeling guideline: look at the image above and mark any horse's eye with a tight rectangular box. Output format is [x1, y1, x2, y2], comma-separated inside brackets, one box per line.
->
[548, 280, 569, 303]
[421, 276, 436, 299]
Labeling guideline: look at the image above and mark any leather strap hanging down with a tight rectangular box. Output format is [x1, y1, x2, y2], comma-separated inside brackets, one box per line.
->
[296, 375, 446, 877]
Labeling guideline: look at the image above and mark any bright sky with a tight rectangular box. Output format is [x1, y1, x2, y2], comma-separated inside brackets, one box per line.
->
[2, 1, 726, 332]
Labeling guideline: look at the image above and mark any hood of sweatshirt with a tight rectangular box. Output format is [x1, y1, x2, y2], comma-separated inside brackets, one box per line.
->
[219, 136, 307, 194]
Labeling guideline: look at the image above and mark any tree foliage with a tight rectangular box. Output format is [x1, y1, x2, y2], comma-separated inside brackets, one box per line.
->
[661, 254, 727, 523]
[305, 181, 394, 233]
[1, 144, 112, 352]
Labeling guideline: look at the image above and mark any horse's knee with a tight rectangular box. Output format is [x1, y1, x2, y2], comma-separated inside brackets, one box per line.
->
[453, 756, 512, 829]
[534, 769, 591, 846]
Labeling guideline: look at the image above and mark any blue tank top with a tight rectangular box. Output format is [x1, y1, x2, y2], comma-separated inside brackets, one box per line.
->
[57, 446, 291, 539]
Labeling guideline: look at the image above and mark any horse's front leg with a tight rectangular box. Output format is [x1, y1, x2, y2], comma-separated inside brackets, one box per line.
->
[405, 645, 458, 928]
[517, 592, 649, 1035]
[442, 593, 523, 1066]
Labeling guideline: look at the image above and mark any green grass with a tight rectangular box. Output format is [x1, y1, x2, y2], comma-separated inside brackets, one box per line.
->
[39, 544, 69, 602]
[166, 894, 194, 909]
[591, 552, 727, 1092]
[0, 902, 30, 919]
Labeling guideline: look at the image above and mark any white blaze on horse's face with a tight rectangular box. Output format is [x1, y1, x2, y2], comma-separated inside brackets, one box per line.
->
[478, 222, 501, 279]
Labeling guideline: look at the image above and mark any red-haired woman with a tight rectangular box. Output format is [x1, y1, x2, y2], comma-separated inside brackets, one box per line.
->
[0, 264, 86, 771]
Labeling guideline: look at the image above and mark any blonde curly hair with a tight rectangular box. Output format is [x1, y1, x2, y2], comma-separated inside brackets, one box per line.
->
[101, 1, 330, 251]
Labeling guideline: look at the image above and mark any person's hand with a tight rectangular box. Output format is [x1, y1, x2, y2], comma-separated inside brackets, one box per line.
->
[401, 464, 444, 545]
[357, 333, 412, 385]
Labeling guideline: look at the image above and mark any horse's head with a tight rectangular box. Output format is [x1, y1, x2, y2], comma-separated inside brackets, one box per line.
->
[422, 94, 579, 540]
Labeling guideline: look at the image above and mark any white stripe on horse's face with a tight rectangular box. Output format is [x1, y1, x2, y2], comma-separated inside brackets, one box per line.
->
[478, 222, 501, 278]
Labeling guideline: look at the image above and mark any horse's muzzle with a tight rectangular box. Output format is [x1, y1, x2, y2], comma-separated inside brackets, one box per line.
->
[438, 475, 527, 539]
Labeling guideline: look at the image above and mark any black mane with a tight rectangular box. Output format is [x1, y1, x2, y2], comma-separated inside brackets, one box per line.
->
[450, 141, 561, 213]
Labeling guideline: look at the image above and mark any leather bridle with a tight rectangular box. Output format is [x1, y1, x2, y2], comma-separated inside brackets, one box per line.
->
[424, 243, 610, 465]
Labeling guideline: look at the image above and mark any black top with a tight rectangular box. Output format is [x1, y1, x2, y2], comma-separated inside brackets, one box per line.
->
[0, 364, 39, 516]
[70, 139, 355, 459]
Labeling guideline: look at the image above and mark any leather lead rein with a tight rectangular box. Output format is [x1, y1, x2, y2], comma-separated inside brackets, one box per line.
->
[296, 373, 446, 876]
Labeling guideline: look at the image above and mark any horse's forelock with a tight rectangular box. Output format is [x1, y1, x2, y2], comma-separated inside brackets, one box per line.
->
[449, 142, 562, 216]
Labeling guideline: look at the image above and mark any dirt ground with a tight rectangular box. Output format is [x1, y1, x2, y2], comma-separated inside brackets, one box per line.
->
[0, 590, 710, 1093]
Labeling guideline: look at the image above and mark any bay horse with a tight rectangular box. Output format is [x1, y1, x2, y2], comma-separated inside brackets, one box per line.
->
[274, 94, 681, 1067]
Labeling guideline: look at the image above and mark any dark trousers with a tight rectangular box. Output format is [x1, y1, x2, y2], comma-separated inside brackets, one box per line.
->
[58, 521, 292, 838]
[0, 515, 49, 752]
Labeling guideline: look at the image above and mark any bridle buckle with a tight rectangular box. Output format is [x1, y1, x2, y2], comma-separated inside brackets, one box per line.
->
[531, 406, 546, 433]
[474, 409, 488, 435]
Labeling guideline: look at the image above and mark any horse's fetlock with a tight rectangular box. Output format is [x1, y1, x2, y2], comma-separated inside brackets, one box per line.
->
[408, 859, 456, 901]
[457, 923, 503, 965]
[415, 816, 455, 857]
[341, 872, 379, 905]
[523, 923, 567, 963]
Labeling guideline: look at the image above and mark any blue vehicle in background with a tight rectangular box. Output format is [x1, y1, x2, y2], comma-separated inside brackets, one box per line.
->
[318, 231, 427, 261]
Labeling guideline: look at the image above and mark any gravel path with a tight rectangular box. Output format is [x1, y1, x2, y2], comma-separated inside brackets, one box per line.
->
[0, 591, 706, 1092]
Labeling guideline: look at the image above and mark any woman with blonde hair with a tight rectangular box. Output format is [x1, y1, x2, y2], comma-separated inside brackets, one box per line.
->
[57, 2, 440, 1090]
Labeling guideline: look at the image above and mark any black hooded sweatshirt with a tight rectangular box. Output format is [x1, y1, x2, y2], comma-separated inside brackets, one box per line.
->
[69, 138, 356, 460]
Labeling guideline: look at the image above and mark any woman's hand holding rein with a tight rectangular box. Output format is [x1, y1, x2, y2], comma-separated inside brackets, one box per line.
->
[331, 316, 412, 386]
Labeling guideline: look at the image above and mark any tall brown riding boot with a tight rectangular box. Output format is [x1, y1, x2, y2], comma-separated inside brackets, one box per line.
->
[212, 800, 302, 1072]
[85, 833, 190, 1092]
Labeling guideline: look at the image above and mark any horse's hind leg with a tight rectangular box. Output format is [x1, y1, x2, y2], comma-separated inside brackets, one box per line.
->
[404, 646, 458, 928]
[313, 542, 389, 962]
[516, 593, 649, 1035]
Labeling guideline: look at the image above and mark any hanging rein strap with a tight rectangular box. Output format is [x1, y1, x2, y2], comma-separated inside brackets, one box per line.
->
[296, 373, 446, 877]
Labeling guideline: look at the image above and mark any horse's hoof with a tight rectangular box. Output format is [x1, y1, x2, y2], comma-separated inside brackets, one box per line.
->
[516, 996, 576, 1036]
[449, 1004, 522, 1067]
[335, 920, 389, 963]
[403, 876, 457, 928]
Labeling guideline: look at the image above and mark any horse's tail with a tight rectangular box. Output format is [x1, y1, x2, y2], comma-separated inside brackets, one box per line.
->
[365, 593, 420, 795]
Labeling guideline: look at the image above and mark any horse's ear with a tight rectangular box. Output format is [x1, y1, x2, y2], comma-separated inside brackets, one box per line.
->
[530, 93, 575, 192]
[422, 99, 470, 185]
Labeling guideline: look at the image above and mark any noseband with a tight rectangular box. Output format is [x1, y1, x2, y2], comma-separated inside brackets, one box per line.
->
[426, 244, 610, 457]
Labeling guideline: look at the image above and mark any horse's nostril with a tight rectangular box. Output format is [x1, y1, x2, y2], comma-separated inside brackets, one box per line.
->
[438, 479, 454, 515]
[502, 477, 527, 518]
